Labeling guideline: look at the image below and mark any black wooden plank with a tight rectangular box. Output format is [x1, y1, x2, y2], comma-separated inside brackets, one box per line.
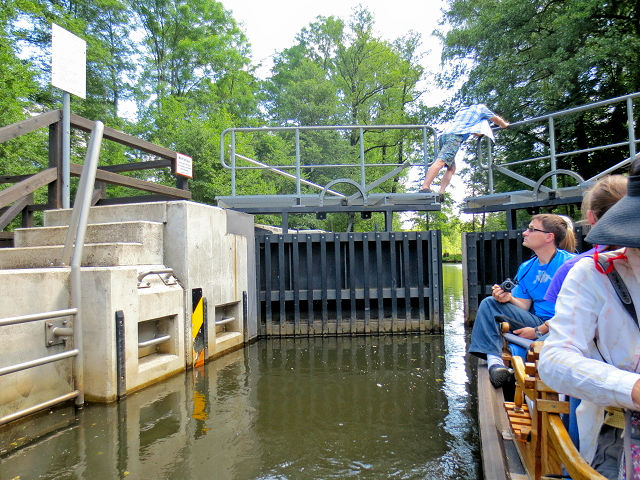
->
[490, 232, 498, 284]
[320, 234, 328, 334]
[478, 232, 486, 294]
[255, 237, 264, 336]
[416, 232, 426, 332]
[348, 233, 356, 335]
[431, 230, 443, 330]
[334, 233, 342, 334]
[264, 236, 272, 336]
[376, 233, 384, 333]
[306, 235, 314, 336]
[292, 234, 301, 335]
[362, 233, 370, 333]
[278, 235, 286, 337]
[402, 232, 411, 333]
[390, 233, 398, 331]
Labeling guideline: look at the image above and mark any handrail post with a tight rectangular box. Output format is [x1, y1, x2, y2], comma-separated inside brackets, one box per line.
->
[231, 130, 236, 196]
[422, 127, 429, 167]
[487, 141, 494, 194]
[359, 128, 366, 190]
[62, 92, 71, 209]
[70, 120, 104, 406]
[628, 97, 636, 160]
[548, 116, 558, 190]
[295, 128, 301, 195]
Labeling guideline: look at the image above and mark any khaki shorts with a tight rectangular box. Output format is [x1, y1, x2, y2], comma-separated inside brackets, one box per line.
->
[437, 134, 465, 167]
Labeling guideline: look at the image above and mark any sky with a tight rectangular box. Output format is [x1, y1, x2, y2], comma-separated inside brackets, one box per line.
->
[221, 0, 473, 208]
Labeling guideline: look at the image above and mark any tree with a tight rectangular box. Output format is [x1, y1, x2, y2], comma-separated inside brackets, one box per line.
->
[261, 7, 426, 231]
[0, 2, 46, 177]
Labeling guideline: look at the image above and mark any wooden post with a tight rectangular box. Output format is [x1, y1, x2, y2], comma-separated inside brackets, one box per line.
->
[48, 119, 63, 209]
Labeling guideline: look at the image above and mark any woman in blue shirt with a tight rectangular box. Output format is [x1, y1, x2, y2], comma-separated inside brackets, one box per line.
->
[468, 213, 576, 388]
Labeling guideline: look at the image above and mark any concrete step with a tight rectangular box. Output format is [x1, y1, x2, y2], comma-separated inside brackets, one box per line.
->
[0, 242, 162, 269]
[44, 202, 170, 226]
[14, 221, 163, 248]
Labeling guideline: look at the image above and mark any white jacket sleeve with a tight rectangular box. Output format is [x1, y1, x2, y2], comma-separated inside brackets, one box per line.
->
[538, 258, 640, 411]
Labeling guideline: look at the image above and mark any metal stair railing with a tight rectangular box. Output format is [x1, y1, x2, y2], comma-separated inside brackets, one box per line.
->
[0, 121, 104, 426]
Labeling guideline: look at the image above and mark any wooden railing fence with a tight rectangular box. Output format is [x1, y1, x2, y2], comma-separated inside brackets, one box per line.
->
[0, 110, 191, 245]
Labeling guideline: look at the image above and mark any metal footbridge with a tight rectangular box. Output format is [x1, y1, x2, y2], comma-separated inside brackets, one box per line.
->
[216, 92, 640, 230]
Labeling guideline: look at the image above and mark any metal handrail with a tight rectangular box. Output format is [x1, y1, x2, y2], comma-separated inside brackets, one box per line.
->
[215, 317, 235, 326]
[220, 124, 438, 196]
[480, 92, 640, 193]
[0, 308, 77, 327]
[0, 391, 80, 427]
[0, 121, 104, 426]
[0, 349, 80, 376]
[137, 268, 174, 283]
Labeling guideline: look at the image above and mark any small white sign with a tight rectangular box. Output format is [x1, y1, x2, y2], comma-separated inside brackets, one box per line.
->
[175, 153, 193, 178]
[51, 23, 86, 99]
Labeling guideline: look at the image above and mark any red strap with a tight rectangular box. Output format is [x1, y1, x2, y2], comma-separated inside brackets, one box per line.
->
[593, 246, 628, 274]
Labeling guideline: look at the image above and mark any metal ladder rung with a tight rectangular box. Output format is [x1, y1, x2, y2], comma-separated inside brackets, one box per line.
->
[137, 334, 171, 348]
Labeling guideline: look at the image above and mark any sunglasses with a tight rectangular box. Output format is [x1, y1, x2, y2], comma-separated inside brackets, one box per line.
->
[525, 226, 551, 234]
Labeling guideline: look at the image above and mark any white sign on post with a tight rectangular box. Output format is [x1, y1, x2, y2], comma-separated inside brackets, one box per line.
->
[51, 23, 86, 99]
[176, 153, 193, 178]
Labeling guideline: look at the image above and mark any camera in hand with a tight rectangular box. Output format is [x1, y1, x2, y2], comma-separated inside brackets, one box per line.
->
[500, 278, 516, 292]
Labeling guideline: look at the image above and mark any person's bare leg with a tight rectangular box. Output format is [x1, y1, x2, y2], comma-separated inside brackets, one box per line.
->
[439, 164, 456, 193]
[421, 159, 445, 190]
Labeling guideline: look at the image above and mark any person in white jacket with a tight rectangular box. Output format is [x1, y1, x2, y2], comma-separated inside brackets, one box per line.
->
[539, 157, 640, 479]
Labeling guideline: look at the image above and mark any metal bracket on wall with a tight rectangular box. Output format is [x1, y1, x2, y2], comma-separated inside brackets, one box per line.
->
[45, 318, 72, 347]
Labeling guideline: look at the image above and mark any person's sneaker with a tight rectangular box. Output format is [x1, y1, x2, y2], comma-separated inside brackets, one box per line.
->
[489, 364, 513, 388]
[418, 187, 433, 194]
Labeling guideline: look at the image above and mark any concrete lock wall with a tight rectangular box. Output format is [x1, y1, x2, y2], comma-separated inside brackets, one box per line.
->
[0, 269, 74, 418]
[0, 200, 255, 409]
[163, 202, 252, 362]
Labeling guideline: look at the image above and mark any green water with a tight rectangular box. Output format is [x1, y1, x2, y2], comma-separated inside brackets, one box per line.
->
[0, 264, 479, 479]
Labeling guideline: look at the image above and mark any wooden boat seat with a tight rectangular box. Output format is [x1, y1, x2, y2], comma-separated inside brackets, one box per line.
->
[498, 334, 606, 480]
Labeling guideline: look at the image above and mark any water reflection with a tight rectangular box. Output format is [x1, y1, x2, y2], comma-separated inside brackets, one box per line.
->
[0, 264, 479, 479]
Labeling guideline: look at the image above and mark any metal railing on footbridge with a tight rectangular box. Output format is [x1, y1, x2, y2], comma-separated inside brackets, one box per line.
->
[220, 124, 438, 197]
[0, 121, 103, 426]
[477, 92, 640, 196]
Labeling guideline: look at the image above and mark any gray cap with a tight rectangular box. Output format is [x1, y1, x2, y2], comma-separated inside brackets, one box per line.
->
[585, 171, 640, 248]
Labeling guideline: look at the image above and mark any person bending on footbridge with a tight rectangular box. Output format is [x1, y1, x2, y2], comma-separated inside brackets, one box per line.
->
[467, 213, 576, 388]
[420, 103, 509, 195]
